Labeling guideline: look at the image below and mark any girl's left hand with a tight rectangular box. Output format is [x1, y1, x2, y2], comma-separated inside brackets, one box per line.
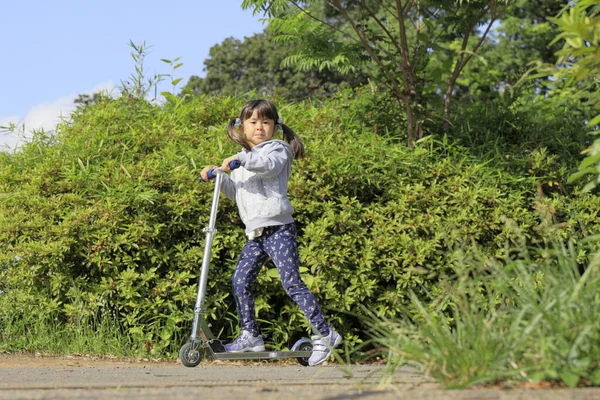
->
[222, 155, 239, 172]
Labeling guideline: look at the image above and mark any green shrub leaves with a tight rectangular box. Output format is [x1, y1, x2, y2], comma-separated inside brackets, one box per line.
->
[1, 92, 598, 361]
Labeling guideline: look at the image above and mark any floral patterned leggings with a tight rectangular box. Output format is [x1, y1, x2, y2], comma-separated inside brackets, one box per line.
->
[231, 223, 329, 337]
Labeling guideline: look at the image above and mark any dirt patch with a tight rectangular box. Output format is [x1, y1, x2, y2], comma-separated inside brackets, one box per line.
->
[0, 352, 178, 368]
[0, 352, 337, 368]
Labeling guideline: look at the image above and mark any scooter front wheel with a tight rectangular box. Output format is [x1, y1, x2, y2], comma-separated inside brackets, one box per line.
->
[296, 341, 313, 366]
[179, 342, 204, 367]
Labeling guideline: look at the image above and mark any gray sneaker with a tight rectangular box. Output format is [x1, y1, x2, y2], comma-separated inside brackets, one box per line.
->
[224, 330, 265, 353]
[308, 328, 342, 366]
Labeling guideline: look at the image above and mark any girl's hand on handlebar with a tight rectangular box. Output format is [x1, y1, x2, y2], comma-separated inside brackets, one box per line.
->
[221, 155, 239, 172]
[200, 166, 218, 182]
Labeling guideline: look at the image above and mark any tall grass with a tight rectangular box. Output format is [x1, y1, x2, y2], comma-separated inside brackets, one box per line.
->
[368, 226, 600, 388]
[0, 310, 175, 359]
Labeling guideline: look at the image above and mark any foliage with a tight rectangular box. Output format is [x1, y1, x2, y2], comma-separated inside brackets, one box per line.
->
[550, 1, 600, 193]
[74, 92, 112, 110]
[367, 234, 600, 388]
[0, 94, 244, 357]
[242, 0, 515, 144]
[449, 91, 590, 170]
[179, 29, 369, 102]
[1, 87, 598, 360]
[119, 41, 164, 101]
[456, 0, 564, 103]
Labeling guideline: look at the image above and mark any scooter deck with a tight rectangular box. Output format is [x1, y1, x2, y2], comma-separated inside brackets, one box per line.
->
[199, 328, 313, 362]
[210, 350, 312, 360]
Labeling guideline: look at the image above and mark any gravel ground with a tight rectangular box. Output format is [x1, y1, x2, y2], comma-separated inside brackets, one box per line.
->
[0, 354, 598, 399]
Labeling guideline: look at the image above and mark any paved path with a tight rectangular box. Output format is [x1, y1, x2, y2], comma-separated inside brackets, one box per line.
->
[0, 355, 598, 399]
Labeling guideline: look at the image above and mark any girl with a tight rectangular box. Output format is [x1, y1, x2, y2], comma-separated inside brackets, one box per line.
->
[200, 99, 340, 366]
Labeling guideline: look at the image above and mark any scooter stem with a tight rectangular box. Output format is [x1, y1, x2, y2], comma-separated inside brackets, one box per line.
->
[190, 169, 224, 340]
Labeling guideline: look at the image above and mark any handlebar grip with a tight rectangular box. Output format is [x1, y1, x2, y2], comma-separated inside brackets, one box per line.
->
[203, 160, 241, 181]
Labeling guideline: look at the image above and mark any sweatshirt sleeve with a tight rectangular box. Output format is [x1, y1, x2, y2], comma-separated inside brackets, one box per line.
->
[219, 173, 236, 200]
[237, 142, 292, 177]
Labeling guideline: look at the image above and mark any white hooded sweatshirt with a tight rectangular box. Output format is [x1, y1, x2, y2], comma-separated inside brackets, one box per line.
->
[220, 140, 295, 237]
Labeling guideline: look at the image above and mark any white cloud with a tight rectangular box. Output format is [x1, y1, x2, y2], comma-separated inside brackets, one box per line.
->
[0, 82, 116, 152]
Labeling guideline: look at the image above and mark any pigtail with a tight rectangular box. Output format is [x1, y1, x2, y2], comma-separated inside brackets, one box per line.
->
[227, 118, 252, 152]
[281, 124, 305, 159]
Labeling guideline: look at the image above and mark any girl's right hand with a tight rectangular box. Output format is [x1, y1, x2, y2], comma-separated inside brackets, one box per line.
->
[200, 166, 219, 182]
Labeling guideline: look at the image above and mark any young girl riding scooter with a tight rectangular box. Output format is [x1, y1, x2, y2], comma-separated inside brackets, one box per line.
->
[200, 99, 341, 366]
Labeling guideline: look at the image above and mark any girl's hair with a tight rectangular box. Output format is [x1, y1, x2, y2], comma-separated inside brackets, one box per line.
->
[226, 99, 305, 159]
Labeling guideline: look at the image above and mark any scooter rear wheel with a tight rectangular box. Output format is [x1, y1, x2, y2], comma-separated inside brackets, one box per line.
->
[296, 341, 313, 366]
[179, 342, 204, 367]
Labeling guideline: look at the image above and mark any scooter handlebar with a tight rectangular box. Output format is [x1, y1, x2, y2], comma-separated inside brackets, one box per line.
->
[203, 160, 241, 181]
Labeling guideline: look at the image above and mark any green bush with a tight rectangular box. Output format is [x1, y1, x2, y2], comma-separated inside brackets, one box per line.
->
[1, 92, 598, 360]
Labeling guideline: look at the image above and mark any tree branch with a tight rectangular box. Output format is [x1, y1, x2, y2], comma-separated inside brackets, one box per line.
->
[329, 0, 406, 103]
[456, 0, 514, 75]
[288, 0, 400, 71]
[283, 1, 405, 83]
[451, 0, 515, 83]
[372, 0, 400, 23]
[325, 0, 404, 71]
[395, 0, 414, 81]
[358, 1, 403, 56]
[403, 0, 416, 14]
[442, 0, 515, 132]
[288, 1, 350, 38]
[395, 0, 420, 142]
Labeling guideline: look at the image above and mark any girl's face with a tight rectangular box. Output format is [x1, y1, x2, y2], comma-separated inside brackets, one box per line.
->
[241, 110, 277, 148]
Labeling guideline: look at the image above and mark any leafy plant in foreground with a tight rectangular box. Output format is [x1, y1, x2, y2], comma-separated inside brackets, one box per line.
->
[368, 226, 600, 388]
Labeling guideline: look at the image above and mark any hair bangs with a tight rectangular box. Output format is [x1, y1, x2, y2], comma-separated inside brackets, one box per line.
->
[241, 100, 279, 122]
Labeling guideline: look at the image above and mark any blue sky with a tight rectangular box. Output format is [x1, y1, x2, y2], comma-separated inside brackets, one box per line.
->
[0, 0, 265, 150]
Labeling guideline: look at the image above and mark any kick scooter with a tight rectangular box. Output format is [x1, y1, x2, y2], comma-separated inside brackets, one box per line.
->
[179, 160, 313, 367]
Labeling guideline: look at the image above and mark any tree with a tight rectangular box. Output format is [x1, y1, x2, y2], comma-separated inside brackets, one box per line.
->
[179, 29, 369, 101]
[242, 0, 514, 146]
